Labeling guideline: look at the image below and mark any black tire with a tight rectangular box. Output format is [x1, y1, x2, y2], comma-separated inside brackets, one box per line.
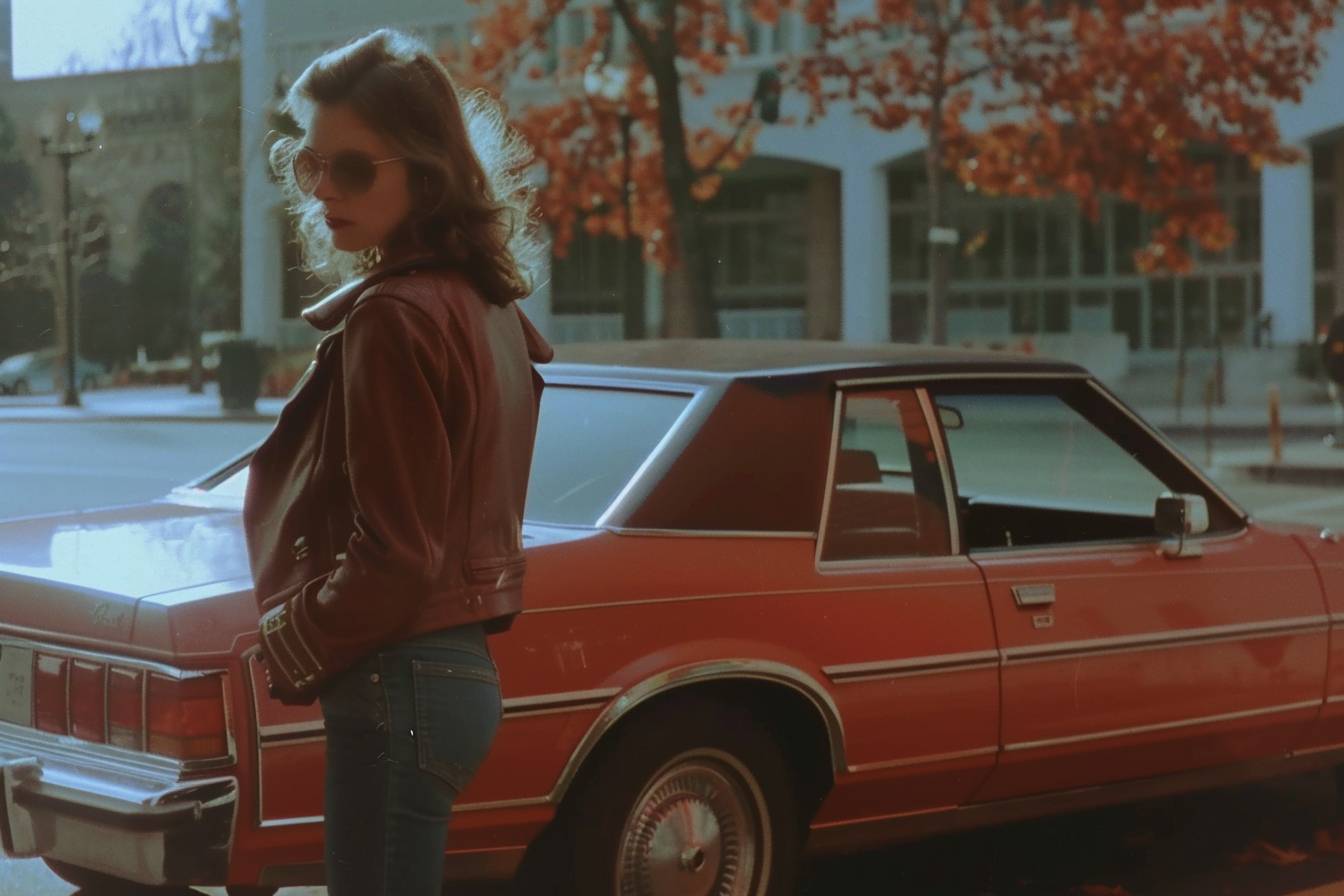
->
[539, 695, 803, 896]
[13, 379, 29, 396]
[42, 858, 175, 894]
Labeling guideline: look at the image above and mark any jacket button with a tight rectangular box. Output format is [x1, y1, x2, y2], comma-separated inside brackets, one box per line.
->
[292, 536, 310, 561]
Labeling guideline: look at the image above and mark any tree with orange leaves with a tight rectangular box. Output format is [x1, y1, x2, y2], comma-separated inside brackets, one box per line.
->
[460, 0, 787, 338]
[793, 0, 1339, 344]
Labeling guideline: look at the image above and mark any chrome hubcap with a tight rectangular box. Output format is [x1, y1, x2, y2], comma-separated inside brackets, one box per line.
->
[616, 749, 768, 896]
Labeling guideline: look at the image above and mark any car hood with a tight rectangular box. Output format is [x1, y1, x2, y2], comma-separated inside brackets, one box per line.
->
[0, 500, 593, 659]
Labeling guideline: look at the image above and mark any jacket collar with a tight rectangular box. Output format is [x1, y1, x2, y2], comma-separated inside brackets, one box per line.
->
[299, 257, 556, 365]
[300, 256, 456, 332]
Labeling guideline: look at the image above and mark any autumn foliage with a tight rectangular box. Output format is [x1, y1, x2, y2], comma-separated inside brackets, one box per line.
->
[792, 0, 1339, 340]
[458, 0, 780, 336]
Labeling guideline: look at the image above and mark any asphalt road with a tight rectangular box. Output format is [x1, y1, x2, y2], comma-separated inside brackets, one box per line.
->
[1, 421, 1344, 894]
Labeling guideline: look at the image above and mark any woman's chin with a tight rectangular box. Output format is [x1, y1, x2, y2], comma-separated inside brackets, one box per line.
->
[329, 230, 371, 253]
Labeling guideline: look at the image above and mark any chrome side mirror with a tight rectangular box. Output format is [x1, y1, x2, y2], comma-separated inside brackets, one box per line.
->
[1155, 492, 1208, 558]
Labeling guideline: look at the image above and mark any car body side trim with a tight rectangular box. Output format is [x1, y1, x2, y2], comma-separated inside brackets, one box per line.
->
[823, 650, 1001, 682]
[1001, 617, 1329, 664]
[548, 660, 847, 806]
[1003, 700, 1321, 753]
[848, 746, 999, 774]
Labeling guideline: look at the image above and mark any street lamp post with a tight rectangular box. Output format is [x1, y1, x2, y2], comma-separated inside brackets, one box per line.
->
[584, 62, 645, 340]
[37, 102, 103, 408]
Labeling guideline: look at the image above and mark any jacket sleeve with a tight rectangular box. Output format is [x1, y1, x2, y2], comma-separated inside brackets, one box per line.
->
[313, 295, 461, 650]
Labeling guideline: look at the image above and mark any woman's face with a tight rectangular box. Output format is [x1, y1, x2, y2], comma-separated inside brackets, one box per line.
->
[304, 103, 412, 258]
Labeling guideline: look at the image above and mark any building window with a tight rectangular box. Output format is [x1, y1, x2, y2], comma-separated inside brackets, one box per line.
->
[887, 150, 1264, 351]
[551, 231, 637, 315]
[703, 179, 808, 309]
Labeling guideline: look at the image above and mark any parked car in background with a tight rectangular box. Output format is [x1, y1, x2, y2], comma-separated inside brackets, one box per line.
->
[0, 340, 1341, 896]
[0, 349, 107, 395]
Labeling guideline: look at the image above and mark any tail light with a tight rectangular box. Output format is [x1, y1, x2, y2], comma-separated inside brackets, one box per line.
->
[69, 661, 107, 743]
[147, 673, 229, 760]
[107, 666, 144, 750]
[33, 654, 68, 735]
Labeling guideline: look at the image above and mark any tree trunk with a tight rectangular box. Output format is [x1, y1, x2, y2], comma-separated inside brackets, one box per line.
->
[649, 60, 719, 337]
[925, 93, 952, 346]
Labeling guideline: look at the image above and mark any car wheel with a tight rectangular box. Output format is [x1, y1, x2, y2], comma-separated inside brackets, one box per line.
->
[12, 379, 29, 396]
[545, 696, 802, 896]
[42, 859, 175, 893]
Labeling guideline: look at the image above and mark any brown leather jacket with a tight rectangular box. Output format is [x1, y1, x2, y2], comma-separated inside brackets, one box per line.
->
[242, 259, 553, 704]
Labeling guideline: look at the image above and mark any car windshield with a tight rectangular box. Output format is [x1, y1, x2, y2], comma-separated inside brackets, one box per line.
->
[203, 385, 693, 527]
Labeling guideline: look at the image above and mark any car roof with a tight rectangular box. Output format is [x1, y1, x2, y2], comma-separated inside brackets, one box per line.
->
[547, 339, 1085, 384]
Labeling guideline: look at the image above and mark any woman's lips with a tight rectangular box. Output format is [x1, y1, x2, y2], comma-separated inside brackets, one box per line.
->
[325, 214, 352, 230]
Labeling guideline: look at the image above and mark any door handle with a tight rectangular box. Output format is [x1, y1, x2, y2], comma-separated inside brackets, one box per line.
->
[1011, 584, 1056, 608]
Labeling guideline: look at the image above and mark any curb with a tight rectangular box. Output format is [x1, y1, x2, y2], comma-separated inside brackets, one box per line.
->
[1227, 462, 1344, 487]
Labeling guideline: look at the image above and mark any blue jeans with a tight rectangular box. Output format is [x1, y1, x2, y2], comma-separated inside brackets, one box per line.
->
[319, 623, 502, 896]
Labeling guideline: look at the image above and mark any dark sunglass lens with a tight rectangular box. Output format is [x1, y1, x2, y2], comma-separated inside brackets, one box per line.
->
[331, 153, 377, 195]
[293, 149, 321, 193]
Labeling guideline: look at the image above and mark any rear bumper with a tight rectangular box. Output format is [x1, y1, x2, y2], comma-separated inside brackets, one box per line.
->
[0, 742, 236, 886]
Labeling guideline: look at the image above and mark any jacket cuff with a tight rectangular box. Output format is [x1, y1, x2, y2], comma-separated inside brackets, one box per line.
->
[258, 573, 332, 705]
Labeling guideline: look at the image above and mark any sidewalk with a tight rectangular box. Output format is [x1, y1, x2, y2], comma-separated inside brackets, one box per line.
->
[0, 383, 283, 423]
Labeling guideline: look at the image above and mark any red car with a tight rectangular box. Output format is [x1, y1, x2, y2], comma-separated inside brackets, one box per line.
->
[0, 341, 1339, 895]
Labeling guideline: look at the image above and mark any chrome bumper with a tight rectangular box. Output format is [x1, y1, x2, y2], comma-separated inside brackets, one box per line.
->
[0, 734, 236, 886]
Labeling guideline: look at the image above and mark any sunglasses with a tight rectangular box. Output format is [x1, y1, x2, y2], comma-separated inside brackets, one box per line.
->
[292, 146, 405, 196]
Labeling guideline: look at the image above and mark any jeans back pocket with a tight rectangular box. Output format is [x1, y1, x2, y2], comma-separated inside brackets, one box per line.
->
[410, 658, 503, 794]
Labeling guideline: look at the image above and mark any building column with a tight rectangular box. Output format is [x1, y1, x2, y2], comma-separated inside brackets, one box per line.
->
[807, 169, 842, 340]
[1260, 150, 1314, 344]
[239, 0, 280, 346]
[840, 163, 890, 342]
[644, 257, 663, 338]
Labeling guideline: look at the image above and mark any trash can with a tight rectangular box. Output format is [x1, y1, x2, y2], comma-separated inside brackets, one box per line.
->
[217, 339, 262, 412]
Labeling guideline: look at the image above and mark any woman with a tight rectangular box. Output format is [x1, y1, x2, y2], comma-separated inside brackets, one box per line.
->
[240, 29, 553, 896]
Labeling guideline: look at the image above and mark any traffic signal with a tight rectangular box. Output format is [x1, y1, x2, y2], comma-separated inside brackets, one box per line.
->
[754, 69, 781, 124]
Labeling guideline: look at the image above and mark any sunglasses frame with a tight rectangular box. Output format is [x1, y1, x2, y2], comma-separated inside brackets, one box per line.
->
[293, 146, 405, 196]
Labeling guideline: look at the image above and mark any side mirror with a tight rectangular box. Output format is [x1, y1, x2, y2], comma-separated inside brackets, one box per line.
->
[1155, 492, 1208, 558]
[936, 404, 964, 431]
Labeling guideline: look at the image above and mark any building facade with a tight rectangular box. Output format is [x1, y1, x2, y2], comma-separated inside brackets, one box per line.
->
[237, 0, 1344, 368]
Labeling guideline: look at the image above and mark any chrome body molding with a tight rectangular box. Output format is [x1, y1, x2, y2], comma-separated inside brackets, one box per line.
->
[1000, 617, 1330, 665]
[824, 650, 1000, 684]
[501, 687, 622, 718]
[848, 746, 999, 774]
[919, 387, 963, 556]
[518, 580, 982, 615]
[548, 659, 847, 806]
[596, 387, 712, 529]
[813, 389, 847, 569]
[1002, 700, 1321, 753]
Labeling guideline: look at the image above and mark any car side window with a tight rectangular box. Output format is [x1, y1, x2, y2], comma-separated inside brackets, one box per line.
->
[935, 390, 1170, 550]
[819, 388, 951, 563]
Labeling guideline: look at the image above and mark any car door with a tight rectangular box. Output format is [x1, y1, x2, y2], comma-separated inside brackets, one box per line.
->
[930, 377, 1328, 802]
[808, 384, 1001, 827]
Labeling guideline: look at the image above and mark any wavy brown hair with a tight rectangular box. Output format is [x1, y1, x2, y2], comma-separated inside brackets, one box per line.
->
[269, 29, 540, 304]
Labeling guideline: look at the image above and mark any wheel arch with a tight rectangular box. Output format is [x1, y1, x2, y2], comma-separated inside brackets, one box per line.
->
[548, 660, 846, 808]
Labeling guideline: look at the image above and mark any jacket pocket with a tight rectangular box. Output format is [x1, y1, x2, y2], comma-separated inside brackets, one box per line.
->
[465, 555, 526, 588]
[410, 658, 502, 794]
